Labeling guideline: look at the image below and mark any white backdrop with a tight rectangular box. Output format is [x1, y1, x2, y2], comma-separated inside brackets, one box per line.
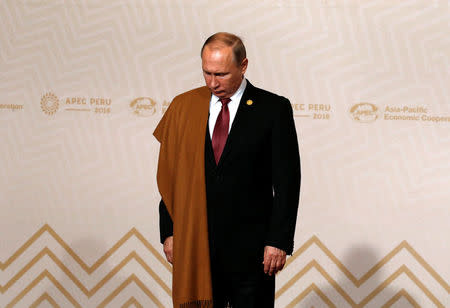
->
[0, 0, 449, 307]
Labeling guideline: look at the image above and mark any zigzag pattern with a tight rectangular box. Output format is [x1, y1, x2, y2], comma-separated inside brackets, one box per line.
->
[0, 225, 448, 307]
[0, 225, 171, 307]
[276, 236, 449, 307]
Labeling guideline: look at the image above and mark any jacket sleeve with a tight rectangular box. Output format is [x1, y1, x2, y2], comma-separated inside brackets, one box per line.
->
[265, 98, 301, 255]
[159, 199, 173, 244]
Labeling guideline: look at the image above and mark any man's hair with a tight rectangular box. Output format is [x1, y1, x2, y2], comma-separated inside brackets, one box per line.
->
[201, 32, 246, 65]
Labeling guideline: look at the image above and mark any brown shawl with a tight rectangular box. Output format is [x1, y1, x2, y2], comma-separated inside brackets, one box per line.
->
[153, 86, 213, 308]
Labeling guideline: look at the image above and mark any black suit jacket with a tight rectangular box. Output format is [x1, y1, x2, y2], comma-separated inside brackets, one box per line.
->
[159, 80, 300, 273]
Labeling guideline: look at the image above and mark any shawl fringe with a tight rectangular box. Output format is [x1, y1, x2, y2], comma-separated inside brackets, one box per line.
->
[180, 299, 213, 308]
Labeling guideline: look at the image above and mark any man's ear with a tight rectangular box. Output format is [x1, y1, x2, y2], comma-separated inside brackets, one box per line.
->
[241, 58, 248, 76]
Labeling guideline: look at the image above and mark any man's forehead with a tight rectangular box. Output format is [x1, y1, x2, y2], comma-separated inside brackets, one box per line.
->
[202, 44, 232, 57]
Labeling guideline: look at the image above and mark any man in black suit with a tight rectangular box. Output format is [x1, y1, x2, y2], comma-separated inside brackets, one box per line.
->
[158, 32, 300, 308]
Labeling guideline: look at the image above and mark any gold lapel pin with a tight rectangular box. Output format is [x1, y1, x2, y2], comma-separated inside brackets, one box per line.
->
[246, 99, 253, 106]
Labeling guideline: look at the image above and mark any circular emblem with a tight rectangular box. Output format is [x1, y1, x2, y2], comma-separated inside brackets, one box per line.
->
[349, 103, 379, 123]
[40, 92, 59, 115]
[246, 99, 253, 106]
[130, 97, 157, 117]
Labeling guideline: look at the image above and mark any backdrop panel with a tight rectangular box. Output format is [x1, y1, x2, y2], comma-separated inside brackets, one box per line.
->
[0, 0, 449, 307]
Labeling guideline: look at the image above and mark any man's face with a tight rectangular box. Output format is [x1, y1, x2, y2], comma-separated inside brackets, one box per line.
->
[202, 45, 248, 99]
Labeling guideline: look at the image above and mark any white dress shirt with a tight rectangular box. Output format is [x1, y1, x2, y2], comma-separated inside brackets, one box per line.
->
[208, 78, 247, 138]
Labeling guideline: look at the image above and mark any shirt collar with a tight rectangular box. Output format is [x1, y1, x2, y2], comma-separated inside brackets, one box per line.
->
[211, 78, 247, 105]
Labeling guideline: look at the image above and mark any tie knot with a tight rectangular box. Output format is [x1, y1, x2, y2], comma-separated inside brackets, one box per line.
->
[219, 98, 231, 106]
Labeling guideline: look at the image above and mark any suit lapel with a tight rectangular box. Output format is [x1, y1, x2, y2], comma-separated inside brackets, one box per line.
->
[205, 120, 217, 167]
[217, 81, 256, 167]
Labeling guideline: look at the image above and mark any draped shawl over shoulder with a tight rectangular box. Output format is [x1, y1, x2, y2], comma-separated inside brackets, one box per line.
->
[154, 86, 212, 308]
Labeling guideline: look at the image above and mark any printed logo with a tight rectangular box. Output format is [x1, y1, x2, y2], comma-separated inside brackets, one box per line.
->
[130, 97, 157, 117]
[349, 103, 379, 123]
[291, 103, 332, 120]
[40, 92, 59, 115]
[40, 92, 112, 115]
[349, 103, 449, 124]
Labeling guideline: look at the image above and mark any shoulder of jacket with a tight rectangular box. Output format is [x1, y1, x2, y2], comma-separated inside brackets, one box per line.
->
[249, 84, 290, 109]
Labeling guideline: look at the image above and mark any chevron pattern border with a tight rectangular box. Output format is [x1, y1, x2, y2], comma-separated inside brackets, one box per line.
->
[0, 225, 448, 307]
[277, 236, 449, 307]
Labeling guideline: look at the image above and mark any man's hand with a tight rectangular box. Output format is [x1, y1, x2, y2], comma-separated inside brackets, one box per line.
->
[163, 236, 173, 264]
[263, 245, 286, 276]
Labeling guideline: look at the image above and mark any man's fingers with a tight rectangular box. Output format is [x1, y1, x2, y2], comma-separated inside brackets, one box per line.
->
[272, 254, 287, 275]
[164, 250, 173, 264]
[263, 246, 288, 275]
[166, 248, 173, 264]
[269, 253, 281, 275]
[262, 246, 268, 265]
[272, 255, 283, 275]
[268, 258, 277, 276]
[163, 236, 174, 264]
[277, 255, 287, 273]
[274, 258, 283, 274]
[264, 251, 275, 274]
[263, 254, 271, 273]
[279, 258, 286, 271]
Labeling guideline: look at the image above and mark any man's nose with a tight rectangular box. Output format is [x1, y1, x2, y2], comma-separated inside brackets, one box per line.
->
[210, 76, 218, 88]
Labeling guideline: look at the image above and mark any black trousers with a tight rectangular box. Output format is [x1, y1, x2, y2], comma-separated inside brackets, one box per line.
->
[211, 259, 275, 308]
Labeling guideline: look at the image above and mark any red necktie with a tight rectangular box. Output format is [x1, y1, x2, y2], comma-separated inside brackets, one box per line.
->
[212, 98, 231, 164]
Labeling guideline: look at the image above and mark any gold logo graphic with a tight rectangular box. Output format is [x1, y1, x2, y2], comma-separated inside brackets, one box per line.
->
[130, 97, 157, 117]
[349, 103, 379, 123]
[40, 92, 59, 115]
[246, 99, 253, 106]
